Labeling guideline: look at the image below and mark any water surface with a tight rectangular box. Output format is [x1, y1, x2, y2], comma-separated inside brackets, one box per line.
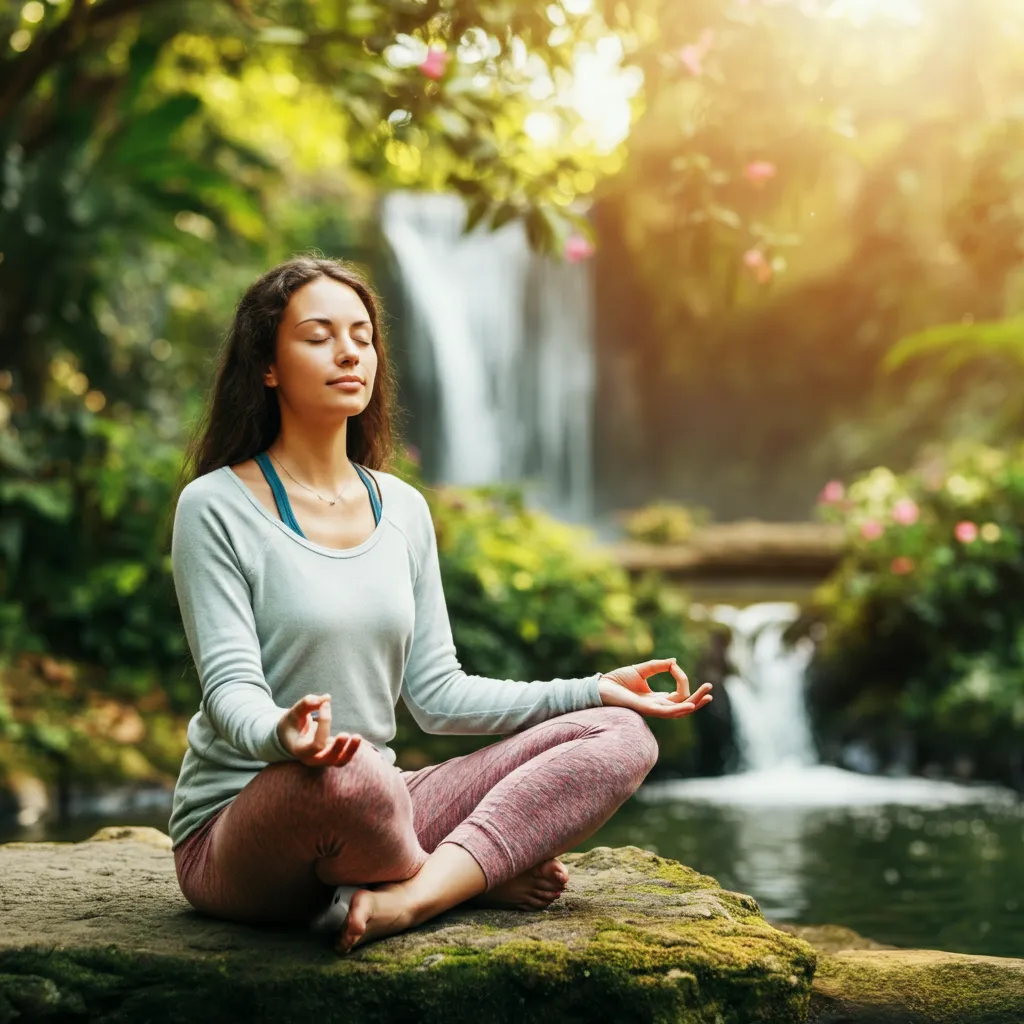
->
[582, 766, 1024, 958]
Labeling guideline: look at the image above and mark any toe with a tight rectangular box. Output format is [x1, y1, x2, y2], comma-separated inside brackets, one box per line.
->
[534, 880, 564, 896]
[535, 858, 569, 887]
[519, 894, 552, 910]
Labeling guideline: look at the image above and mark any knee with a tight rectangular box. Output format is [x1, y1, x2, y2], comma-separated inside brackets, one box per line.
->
[307, 746, 408, 833]
[590, 705, 660, 778]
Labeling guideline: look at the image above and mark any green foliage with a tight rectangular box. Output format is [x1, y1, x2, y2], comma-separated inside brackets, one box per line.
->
[885, 317, 1024, 375]
[0, 405, 190, 710]
[427, 484, 699, 682]
[809, 441, 1024, 772]
[621, 503, 711, 546]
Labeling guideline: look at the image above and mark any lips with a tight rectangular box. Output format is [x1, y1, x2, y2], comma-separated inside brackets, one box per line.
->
[327, 376, 363, 385]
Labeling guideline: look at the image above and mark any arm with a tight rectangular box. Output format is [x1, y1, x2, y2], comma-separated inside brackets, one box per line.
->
[399, 504, 604, 735]
[171, 486, 292, 763]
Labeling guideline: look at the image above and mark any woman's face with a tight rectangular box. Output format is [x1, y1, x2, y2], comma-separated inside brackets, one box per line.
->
[265, 275, 378, 420]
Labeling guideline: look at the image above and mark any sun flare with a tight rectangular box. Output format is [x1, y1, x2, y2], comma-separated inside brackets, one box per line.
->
[825, 0, 923, 25]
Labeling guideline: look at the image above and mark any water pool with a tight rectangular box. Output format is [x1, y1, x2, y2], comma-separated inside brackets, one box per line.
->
[581, 765, 1024, 958]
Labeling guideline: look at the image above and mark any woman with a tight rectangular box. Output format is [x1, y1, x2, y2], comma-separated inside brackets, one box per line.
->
[169, 255, 713, 955]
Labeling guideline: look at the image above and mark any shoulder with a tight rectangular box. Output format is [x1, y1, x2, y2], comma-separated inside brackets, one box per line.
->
[366, 468, 430, 518]
[175, 468, 233, 517]
[365, 469, 435, 552]
[173, 468, 250, 542]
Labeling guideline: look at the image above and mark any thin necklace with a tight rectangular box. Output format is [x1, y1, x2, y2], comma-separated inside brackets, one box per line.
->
[268, 449, 356, 508]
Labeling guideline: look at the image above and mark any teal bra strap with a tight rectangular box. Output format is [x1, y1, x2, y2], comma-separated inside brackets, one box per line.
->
[254, 452, 382, 539]
[254, 452, 306, 537]
[354, 463, 383, 525]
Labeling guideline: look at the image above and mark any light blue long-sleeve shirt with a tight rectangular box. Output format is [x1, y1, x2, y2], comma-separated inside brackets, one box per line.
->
[167, 465, 603, 848]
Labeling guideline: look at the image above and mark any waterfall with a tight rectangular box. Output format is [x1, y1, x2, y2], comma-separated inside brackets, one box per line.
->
[640, 600, 1014, 807]
[710, 602, 817, 771]
[380, 191, 595, 519]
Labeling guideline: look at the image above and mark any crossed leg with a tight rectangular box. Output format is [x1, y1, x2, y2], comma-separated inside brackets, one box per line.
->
[173, 705, 658, 946]
[337, 706, 659, 949]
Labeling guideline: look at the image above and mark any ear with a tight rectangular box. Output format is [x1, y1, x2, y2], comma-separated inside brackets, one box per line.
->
[263, 366, 278, 388]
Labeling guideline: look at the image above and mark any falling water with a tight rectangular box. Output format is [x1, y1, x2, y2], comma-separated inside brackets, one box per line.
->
[644, 601, 1011, 808]
[711, 601, 818, 771]
[380, 191, 595, 518]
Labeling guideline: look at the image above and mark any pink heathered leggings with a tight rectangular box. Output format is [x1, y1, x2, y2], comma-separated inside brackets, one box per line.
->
[173, 705, 658, 926]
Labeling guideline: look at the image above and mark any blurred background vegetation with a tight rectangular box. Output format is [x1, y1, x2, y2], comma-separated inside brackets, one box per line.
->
[1, 0, 1022, 810]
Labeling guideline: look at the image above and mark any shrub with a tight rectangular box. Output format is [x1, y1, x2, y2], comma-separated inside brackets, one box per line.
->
[809, 441, 1024, 778]
[620, 502, 712, 546]
[0, 407, 189, 707]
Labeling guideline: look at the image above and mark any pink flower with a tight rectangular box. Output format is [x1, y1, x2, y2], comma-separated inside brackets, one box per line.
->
[743, 248, 772, 283]
[890, 556, 915, 575]
[818, 480, 845, 504]
[564, 234, 595, 263]
[954, 520, 978, 544]
[744, 160, 777, 186]
[680, 45, 704, 76]
[891, 498, 920, 526]
[679, 28, 715, 76]
[419, 47, 450, 80]
[860, 519, 884, 541]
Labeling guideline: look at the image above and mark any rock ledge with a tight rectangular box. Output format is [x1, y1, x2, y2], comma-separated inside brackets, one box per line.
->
[0, 830, 813, 1024]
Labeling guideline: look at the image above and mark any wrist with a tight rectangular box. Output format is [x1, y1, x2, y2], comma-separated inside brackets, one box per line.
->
[597, 676, 616, 705]
[275, 715, 291, 755]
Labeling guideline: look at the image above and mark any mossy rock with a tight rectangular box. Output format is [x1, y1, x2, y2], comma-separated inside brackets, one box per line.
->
[782, 926, 1024, 1024]
[0, 831, 814, 1023]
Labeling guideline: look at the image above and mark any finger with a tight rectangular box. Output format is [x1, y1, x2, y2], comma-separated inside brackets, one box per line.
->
[668, 661, 691, 700]
[308, 732, 351, 765]
[637, 693, 705, 718]
[671, 680, 711, 704]
[677, 694, 714, 716]
[290, 693, 322, 722]
[631, 658, 676, 680]
[334, 734, 362, 767]
[314, 695, 332, 749]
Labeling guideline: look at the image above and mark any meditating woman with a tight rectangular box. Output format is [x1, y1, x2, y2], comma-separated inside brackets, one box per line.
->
[168, 255, 713, 954]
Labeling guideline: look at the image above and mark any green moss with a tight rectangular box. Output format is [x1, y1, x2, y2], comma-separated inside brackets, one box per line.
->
[809, 949, 1024, 1024]
[0, 840, 816, 1024]
[0, 942, 811, 1024]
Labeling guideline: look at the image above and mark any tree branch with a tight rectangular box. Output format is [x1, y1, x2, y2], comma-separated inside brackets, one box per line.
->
[0, 0, 171, 123]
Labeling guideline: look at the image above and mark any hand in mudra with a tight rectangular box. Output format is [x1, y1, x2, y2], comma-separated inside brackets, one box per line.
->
[598, 659, 713, 719]
[277, 694, 362, 767]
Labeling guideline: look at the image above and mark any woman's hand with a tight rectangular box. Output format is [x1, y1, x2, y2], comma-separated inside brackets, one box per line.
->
[598, 659, 713, 719]
[276, 693, 362, 767]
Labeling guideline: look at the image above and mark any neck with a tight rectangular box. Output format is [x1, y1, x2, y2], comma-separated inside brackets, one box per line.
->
[269, 413, 358, 492]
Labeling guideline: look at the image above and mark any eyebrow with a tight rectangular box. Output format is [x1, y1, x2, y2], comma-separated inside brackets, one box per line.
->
[295, 316, 372, 330]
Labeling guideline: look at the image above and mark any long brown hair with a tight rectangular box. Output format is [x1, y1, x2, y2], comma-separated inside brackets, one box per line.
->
[182, 255, 398, 483]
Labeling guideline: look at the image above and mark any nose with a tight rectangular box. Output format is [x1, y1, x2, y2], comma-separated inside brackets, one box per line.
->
[334, 333, 361, 363]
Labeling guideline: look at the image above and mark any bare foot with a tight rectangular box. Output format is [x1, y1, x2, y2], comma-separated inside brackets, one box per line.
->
[335, 883, 416, 954]
[471, 857, 569, 911]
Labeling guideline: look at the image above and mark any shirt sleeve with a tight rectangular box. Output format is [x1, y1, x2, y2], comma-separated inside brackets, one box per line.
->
[171, 484, 292, 763]
[399, 497, 605, 735]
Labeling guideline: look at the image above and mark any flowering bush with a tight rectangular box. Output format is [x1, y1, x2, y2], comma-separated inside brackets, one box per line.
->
[621, 502, 711, 546]
[809, 441, 1024, 780]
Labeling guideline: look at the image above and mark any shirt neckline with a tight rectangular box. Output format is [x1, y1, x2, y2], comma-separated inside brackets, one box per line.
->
[220, 464, 388, 559]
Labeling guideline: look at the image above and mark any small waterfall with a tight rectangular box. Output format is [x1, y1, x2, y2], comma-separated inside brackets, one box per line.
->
[641, 601, 1015, 807]
[711, 602, 817, 771]
[380, 191, 594, 518]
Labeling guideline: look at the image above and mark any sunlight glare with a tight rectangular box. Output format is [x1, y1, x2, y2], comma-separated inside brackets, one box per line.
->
[824, 0, 923, 26]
